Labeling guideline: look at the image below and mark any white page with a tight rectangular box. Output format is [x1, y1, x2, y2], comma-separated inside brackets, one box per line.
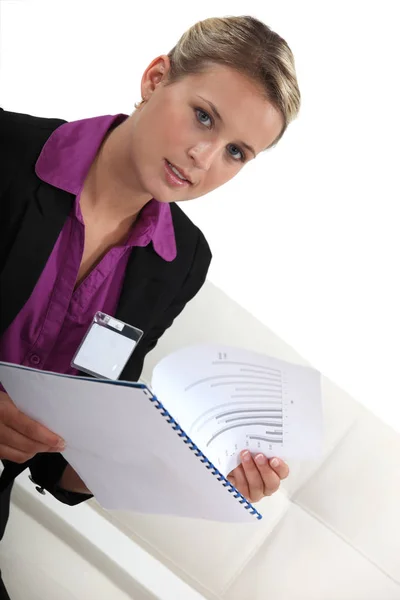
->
[152, 345, 323, 475]
[0, 362, 259, 522]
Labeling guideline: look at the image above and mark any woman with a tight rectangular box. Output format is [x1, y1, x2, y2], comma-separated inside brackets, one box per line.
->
[0, 14, 300, 598]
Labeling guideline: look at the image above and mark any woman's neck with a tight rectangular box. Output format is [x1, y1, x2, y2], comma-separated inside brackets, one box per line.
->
[82, 118, 152, 224]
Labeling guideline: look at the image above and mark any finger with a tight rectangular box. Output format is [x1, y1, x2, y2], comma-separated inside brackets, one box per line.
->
[254, 454, 281, 495]
[0, 443, 35, 464]
[0, 423, 56, 455]
[7, 408, 63, 448]
[269, 457, 290, 480]
[231, 464, 250, 500]
[241, 450, 266, 502]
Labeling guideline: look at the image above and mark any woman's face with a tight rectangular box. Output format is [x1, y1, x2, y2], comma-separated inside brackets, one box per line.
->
[126, 56, 284, 203]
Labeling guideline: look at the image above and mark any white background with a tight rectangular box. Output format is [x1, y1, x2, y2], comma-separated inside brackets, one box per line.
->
[1, 0, 399, 432]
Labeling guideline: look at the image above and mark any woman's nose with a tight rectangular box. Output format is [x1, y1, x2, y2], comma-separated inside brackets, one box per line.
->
[188, 141, 219, 171]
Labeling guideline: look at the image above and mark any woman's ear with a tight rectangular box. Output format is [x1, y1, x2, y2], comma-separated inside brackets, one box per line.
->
[140, 55, 171, 101]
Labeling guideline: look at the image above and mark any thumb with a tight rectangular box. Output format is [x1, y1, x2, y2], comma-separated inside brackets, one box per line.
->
[227, 474, 236, 487]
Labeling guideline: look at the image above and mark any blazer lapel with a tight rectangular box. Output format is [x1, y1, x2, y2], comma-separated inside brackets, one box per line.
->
[115, 243, 178, 332]
[0, 182, 73, 335]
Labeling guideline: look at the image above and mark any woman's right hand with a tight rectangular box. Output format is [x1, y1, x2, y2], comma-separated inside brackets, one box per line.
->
[0, 390, 64, 463]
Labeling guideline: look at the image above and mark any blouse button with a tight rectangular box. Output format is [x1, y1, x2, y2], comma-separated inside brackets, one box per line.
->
[30, 354, 41, 366]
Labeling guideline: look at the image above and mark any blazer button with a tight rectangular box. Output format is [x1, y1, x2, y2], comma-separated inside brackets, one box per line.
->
[30, 354, 41, 366]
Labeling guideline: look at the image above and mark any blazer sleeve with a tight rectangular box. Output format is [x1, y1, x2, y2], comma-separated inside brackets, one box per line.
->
[28, 228, 212, 505]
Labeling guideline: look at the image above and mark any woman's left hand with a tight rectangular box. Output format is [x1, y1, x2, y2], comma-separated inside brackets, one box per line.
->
[227, 450, 289, 503]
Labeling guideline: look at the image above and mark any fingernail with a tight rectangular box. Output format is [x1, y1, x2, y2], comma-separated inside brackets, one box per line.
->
[241, 450, 251, 462]
[56, 440, 66, 451]
[255, 453, 266, 465]
[270, 458, 280, 468]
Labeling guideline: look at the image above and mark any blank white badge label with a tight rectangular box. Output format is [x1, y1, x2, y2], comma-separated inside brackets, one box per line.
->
[73, 323, 137, 379]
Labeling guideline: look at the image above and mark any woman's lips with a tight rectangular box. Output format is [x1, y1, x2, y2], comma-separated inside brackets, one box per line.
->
[164, 160, 191, 188]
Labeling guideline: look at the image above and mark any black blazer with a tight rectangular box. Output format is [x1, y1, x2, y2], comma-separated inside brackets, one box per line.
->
[0, 108, 211, 535]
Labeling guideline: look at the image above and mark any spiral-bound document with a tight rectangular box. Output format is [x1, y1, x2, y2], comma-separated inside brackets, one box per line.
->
[0, 344, 322, 522]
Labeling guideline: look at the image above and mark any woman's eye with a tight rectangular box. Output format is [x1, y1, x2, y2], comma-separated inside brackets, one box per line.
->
[194, 109, 245, 162]
[195, 108, 212, 128]
[227, 143, 245, 162]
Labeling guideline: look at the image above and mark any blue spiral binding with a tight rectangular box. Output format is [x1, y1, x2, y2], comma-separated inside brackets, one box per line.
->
[147, 390, 262, 520]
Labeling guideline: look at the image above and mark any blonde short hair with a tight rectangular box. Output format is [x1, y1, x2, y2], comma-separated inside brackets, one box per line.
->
[166, 15, 301, 147]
